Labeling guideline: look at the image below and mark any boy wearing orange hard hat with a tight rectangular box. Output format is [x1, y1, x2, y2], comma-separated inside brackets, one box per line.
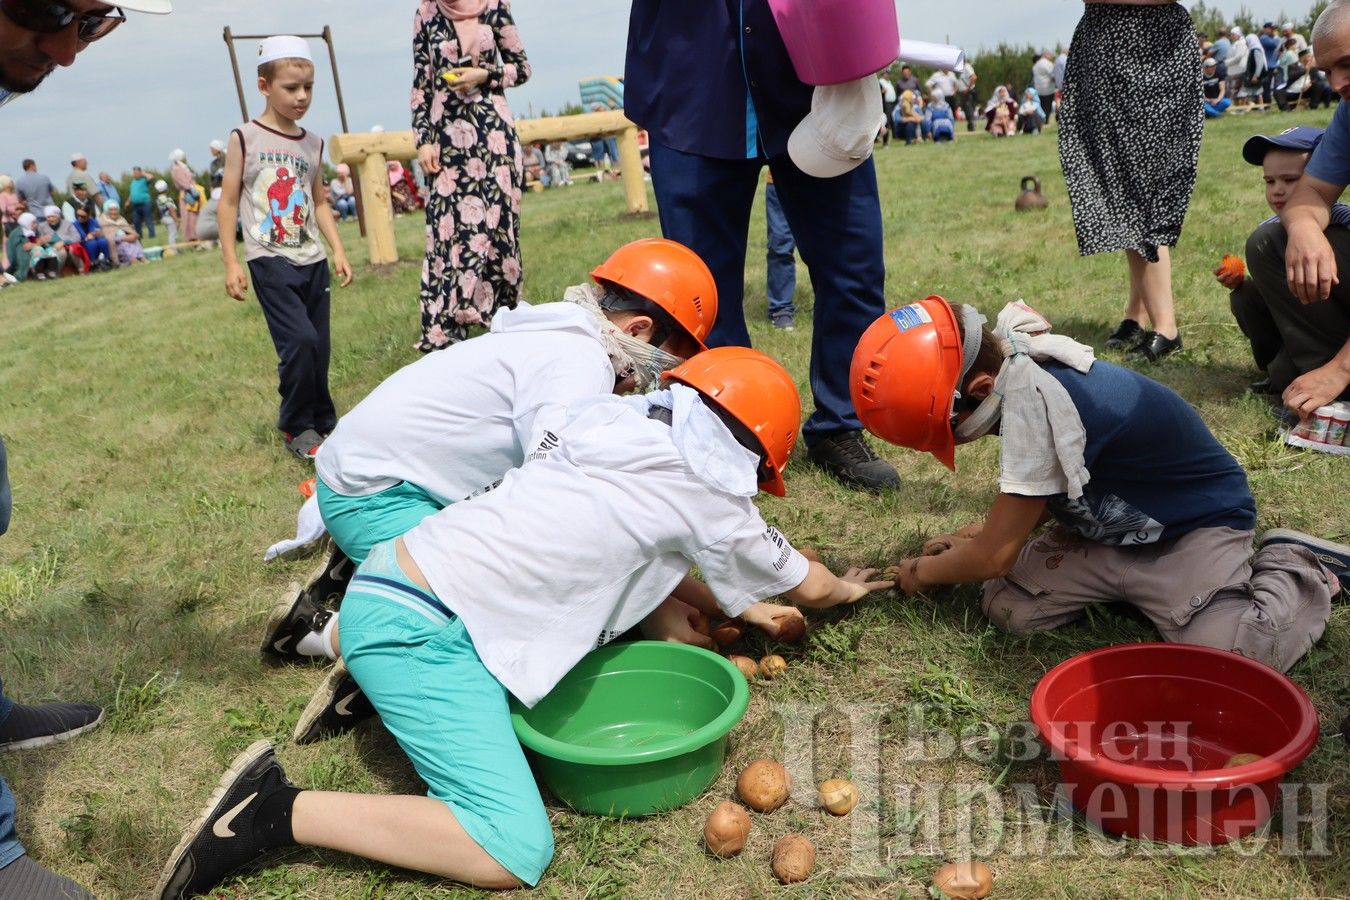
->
[157, 348, 891, 899]
[850, 296, 1343, 673]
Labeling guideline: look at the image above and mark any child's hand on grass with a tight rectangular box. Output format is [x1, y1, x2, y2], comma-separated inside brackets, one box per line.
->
[333, 254, 353, 287]
[638, 596, 715, 650]
[740, 602, 803, 638]
[224, 263, 248, 301]
[837, 567, 895, 604]
[883, 559, 923, 595]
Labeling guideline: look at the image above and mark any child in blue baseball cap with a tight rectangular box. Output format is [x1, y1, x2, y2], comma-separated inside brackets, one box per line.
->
[1220, 126, 1350, 408]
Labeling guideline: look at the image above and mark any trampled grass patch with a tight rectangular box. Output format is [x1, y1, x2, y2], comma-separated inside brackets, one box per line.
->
[1, 111, 1349, 897]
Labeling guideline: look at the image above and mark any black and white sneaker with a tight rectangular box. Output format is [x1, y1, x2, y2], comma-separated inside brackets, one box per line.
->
[259, 586, 333, 667]
[155, 740, 299, 900]
[304, 544, 353, 610]
[0, 702, 104, 752]
[1259, 529, 1350, 595]
[293, 661, 376, 745]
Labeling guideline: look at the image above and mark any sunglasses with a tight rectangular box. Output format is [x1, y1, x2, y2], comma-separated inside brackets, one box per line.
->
[0, 0, 125, 42]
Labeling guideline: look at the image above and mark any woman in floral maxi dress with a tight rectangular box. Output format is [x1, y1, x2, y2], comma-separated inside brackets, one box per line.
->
[411, 0, 530, 351]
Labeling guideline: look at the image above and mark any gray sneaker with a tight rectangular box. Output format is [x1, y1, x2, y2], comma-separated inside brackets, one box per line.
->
[282, 429, 323, 461]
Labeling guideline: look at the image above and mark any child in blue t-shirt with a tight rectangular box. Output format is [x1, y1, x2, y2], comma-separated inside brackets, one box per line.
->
[851, 297, 1345, 673]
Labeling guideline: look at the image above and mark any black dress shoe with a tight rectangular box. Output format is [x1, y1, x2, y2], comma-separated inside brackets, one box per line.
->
[806, 430, 901, 493]
[1105, 318, 1144, 350]
[1248, 377, 1279, 396]
[1128, 331, 1183, 362]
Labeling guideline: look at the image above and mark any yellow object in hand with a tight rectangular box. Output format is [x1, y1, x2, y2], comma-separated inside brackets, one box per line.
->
[441, 71, 460, 84]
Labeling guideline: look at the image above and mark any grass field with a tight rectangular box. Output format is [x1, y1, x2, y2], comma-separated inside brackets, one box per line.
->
[2, 108, 1349, 900]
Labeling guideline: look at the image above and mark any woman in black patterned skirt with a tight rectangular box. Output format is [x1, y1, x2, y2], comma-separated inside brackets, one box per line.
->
[1058, 0, 1203, 362]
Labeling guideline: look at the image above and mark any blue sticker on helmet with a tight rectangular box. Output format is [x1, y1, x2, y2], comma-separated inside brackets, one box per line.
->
[889, 304, 932, 332]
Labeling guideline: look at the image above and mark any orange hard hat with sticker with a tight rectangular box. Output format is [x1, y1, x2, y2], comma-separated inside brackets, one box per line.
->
[849, 296, 964, 470]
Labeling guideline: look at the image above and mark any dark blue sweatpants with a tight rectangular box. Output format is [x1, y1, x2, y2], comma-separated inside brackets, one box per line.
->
[648, 141, 885, 444]
[248, 256, 337, 436]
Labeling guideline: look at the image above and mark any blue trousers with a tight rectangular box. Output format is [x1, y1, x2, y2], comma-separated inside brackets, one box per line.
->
[764, 183, 796, 319]
[0, 677, 18, 870]
[649, 140, 885, 442]
[130, 201, 154, 238]
[82, 236, 110, 264]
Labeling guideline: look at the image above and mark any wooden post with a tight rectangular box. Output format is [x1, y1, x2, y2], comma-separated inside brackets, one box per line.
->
[357, 151, 396, 264]
[615, 125, 647, 214]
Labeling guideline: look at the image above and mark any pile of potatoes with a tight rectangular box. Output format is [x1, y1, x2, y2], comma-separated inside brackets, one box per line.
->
[702, 759, 860, 885]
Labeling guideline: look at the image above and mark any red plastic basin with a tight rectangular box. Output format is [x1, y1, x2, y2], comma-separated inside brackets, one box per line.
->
[1030, 643, 1318, 845]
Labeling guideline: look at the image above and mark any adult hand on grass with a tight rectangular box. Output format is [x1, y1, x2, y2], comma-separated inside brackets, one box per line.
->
[417, 143, 442, 176]
[639, 596, 715, 650]
[1283, 361, 1350, 419]
[1285, 227, 1338, 304]
[224, 262, 248, 301]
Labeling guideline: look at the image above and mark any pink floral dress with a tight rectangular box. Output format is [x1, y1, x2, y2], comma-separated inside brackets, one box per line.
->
[411, 0, 530, 350]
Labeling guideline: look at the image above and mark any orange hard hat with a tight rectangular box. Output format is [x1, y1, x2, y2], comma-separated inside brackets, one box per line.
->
[849, 296, 965, 470]
[591, 238, 718, 354]
[663, 347, 801, 496]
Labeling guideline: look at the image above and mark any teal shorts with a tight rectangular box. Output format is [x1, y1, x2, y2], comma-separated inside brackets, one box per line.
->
[339, 541, 554, 885]
[316, 478, 445, 565]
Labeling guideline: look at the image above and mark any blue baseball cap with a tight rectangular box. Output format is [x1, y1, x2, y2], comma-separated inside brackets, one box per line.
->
[1243, 126, 1326, 165]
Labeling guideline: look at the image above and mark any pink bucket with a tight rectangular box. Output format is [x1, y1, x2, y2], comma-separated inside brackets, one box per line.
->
[767, 0, 900, 86]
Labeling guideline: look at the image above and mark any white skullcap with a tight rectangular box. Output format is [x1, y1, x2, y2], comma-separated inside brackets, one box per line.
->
[370, 124, 385, 133]
[71, 151, 85, 162]
[155, 179, 168, 191]
[209, 139, 225, 152]
[1283, 21, 1294, 29]
[169, 148, 185, 162]
[42, 205, 60, 217]
[257, 35, 312, 68]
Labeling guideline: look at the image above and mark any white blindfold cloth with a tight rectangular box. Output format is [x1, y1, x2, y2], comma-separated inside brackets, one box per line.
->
[787, 76, 885, 179]
[954, 301, 1095, 500]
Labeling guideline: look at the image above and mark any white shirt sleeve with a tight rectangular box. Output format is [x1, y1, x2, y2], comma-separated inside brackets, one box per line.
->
[693, 508, 811, 619]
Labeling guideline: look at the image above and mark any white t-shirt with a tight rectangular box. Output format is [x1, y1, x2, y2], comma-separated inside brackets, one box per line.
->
[1032, 57, 1056, 96]
[401, 396, 810, 707]
[315, 302, 614, 505]
[926, 71, 958, 97]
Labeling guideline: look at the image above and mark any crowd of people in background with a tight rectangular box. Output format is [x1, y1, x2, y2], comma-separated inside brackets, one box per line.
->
[1201, 21, 1337, 116]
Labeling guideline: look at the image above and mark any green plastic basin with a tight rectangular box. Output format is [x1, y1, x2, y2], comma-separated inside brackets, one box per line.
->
[510, 641, 750, 817]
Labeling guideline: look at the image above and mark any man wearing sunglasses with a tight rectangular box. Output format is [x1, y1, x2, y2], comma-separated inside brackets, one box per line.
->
[1, 1, 171, 896]
[0, 0, 170, 109]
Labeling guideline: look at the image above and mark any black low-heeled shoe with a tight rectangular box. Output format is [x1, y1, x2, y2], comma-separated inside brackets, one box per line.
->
[1128, 331, 1184, 363]
[1105, 318, 1144, 350]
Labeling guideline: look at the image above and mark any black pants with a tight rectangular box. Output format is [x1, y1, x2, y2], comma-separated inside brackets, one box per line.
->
[1039, 92, 1055, 122]
[957, 90, 977, 131]
[1240, 220, 1350, 398]
[248, 255, 337, 435]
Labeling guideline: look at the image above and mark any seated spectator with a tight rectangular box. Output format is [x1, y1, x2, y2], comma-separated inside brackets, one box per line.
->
[1018, 87, 1046, 134]
[524, 143, 545, 187]
[38, 205, 88, 274]
[896, 89, 924, 144]
[985, 86, 1016, 137]
[388, 161, 420, 214]
[72, 207, 112, 271]
[330, 164, 356, 221]
[928, 90, 956, 143]
[1203, 57, 1231, 117]
[14, 213, 58, 280]
[100, 201, 146, 265]
[0, 175, 20, 277]
[1289, 48, 1335, 109]
[544, 142, 572, 186]
[1233, 127, 1350, 410]
[61, 183, 97, 225]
